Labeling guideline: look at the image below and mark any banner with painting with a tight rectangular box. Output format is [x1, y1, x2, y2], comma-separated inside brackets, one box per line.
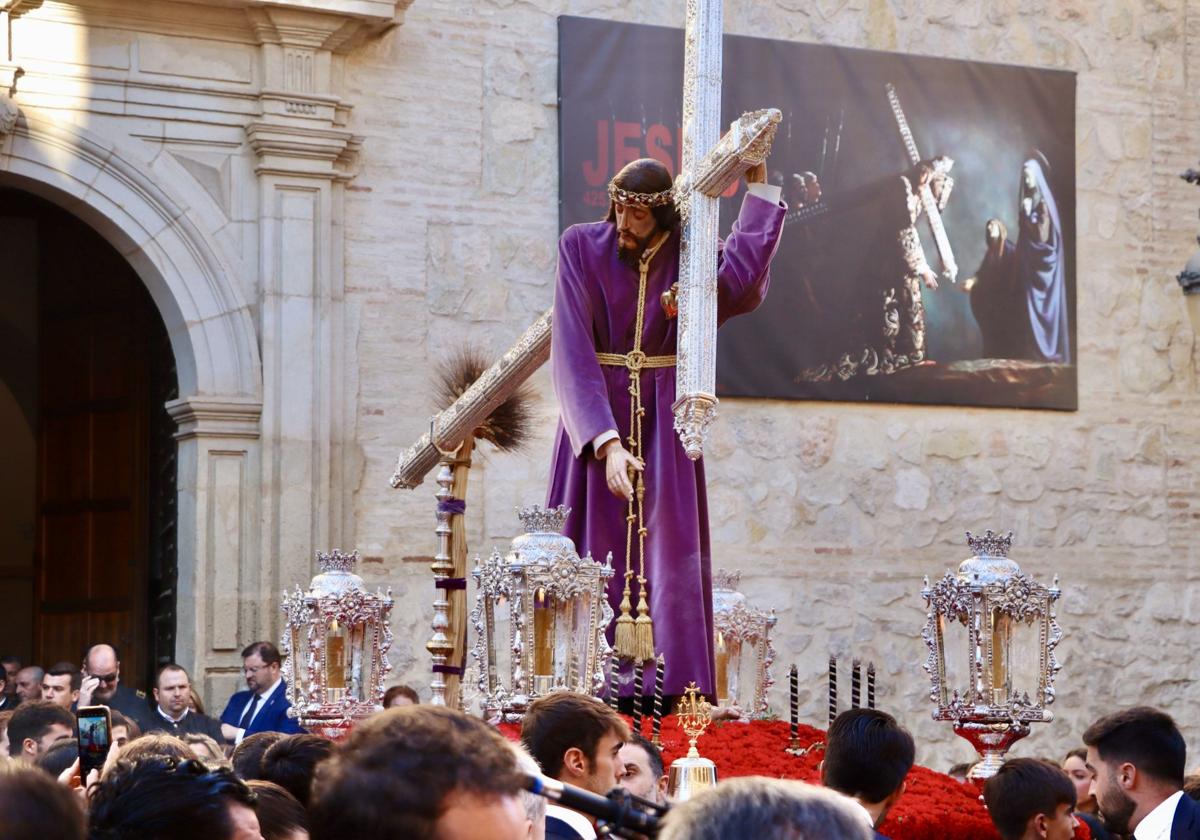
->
[558, 16, 1076, 410]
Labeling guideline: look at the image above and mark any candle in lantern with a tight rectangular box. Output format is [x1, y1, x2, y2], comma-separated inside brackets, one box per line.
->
[633, 660, 644, 734]
[867, 662, 876, 710]
[828, 655, 838, 727]
[851, 659, 861, 709]
[326, 620, 347, 690]
[991, 611, 1012, 705]
[651, 654, 664, 747]
[533, 588, 554, 680]
[788, 664, 798, 745]
[714, 631, 729, 705]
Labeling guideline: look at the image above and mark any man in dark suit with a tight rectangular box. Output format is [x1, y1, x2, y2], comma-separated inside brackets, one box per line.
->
[1083, 706, 1200, 840]
[220, 641, 303, 744]
[142, 663, 227, 744]
[521, 692, 630, 840]
[983, 758, 1079, 840]
[821, 708, 915, 840]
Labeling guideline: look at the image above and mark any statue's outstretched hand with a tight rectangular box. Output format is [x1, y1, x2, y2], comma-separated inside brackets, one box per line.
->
[599, 440, 643, 501]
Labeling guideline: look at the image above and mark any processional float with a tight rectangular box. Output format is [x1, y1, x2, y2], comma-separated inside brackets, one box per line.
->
[389, 0, 780, 712]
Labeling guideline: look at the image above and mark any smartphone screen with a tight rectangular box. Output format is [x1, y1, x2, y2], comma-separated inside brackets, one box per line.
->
[76, 705, 112, 777]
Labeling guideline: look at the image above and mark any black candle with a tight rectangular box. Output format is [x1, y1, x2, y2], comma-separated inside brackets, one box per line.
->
[867, 662, 876, 710]
[788, 664, 798, 742]
[828, 655, 837, 727]
[652, 655, 664, 747]
[851, 659, 861, 709]
[633, 660, 644, 733]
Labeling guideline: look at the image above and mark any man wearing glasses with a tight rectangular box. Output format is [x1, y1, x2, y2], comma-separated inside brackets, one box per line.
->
[220, 641, 303, 744]
[77, 643, 154, 731]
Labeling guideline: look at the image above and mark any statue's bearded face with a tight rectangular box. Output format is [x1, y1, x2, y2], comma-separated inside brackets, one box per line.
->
[614, 201, 660, 267]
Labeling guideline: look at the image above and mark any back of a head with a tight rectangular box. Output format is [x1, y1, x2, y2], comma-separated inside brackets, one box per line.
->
[520, 691, 630, 779]
[1082, 706, 1186, 787]
[0, 761, 87, 840]
[232, 730, 286, 780]
[260, 733, 334, 806]
[88, 756, 256, 840]
[7, 700, 75, 758]
[121, 733, 199, 763]
[821, 708, 916, 804]
[36, 737, 79, 777]
[659, 776, 872, 840]
[983, 758, 1076, 840]
[309, 705, 524, 840]
[247, 780, 309, 840]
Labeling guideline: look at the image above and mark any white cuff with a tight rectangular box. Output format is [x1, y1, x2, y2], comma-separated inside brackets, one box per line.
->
[747, 182, 783, 205]
[592, 430, 619, 454]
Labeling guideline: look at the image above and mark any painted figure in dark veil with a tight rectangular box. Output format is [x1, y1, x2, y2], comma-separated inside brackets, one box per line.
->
[1014, 152, 1069, 362]
[962, 218, 1018, 358]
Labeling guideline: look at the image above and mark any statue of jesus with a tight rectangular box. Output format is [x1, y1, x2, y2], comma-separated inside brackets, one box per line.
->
[547, 156, 785, 700]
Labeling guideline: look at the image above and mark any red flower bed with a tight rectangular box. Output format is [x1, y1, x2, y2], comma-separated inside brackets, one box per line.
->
[500, 715, 1090, 840]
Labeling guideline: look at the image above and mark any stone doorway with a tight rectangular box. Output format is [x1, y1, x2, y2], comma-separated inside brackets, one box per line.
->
[0, 188, 178, 693]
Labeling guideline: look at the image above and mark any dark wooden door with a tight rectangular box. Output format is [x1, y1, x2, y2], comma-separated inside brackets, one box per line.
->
[32, 195, 171, 690]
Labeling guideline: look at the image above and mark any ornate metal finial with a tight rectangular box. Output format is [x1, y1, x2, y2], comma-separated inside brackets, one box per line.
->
[516, 504, 569, 535]
[677, 682, 713, 759]
[712, 569, 742, 590]
[316, 549, 359, 574]
[966, 530, 1013, 558]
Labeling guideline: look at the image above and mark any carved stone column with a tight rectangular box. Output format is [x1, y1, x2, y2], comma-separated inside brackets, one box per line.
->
[167, 397, 264, 705]
[244, 4, 382, 647]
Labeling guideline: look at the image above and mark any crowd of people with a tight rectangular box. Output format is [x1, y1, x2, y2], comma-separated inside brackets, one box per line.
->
[3, 645, 1198, 839]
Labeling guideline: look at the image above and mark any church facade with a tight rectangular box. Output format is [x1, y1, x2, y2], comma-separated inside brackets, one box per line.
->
[1, 0, 1197, 767]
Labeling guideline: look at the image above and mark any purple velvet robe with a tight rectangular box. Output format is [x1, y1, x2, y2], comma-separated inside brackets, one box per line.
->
[547, 193, 785, 696]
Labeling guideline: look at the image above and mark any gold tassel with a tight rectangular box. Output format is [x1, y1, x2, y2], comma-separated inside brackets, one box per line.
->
[634, 578, 655, 663]
[614, 576, 636, 659]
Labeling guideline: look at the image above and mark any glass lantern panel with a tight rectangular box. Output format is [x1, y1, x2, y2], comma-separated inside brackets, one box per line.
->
[563, 593, 593, 692]
[531, 588, 557, 695]
[714, 631, 745, 707]
[347, 621, 367, 702]
[1006, 614, 1045, 709]
[938, 612, 974, 705]
[492, 594, 515, 695]
[326, 620, 349, 701]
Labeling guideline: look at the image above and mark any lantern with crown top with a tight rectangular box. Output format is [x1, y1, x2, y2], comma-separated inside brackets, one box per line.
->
[281, 550, 394, 739]
[921, 531, 1062, 783]
[711, 569, 777, 718]
[469, 505, 614, 721]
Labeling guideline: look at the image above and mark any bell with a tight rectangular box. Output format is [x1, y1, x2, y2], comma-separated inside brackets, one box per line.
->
[666, 753, 717, 801]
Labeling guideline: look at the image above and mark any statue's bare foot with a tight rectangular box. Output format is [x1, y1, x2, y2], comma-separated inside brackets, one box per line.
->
[711, 705, 743, 722]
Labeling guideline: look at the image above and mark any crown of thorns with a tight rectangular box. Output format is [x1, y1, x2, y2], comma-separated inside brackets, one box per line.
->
[607, 181, 676, 208]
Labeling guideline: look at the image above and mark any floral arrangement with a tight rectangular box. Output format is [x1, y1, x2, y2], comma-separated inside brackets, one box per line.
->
[499, 715, 1090, 840]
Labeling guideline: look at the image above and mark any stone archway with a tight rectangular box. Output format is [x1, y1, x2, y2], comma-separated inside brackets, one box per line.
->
[0, 112, 265, 691]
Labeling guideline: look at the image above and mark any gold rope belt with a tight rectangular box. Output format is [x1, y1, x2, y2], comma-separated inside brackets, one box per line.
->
[602, 231, 671, 665]
[595, 351, 676, 370]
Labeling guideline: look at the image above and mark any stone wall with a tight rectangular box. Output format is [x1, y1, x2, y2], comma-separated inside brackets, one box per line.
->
[346, 1, 1200, 769]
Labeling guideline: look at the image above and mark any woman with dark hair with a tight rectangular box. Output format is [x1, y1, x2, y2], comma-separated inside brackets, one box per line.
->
[1062, 747, 1113, 840]
[962, 218, 1019, 358]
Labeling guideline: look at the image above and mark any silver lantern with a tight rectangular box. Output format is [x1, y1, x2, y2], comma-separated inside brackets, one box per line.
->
[921, 530, 1062, 783]
[711, 569, 777, 719]
[469, 505, 614, 722]
[281, 550, 394, 739]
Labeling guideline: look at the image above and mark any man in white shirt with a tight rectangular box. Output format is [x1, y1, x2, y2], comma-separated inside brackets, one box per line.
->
[521, 692, 630, 840]
[1083, 706, 1200, 840]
